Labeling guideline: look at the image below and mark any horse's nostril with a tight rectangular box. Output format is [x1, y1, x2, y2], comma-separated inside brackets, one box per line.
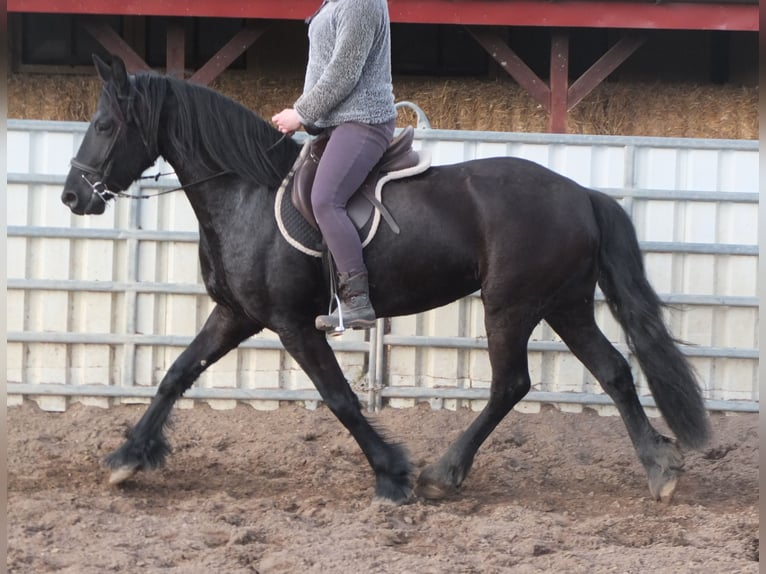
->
[61, 189, 78, 207]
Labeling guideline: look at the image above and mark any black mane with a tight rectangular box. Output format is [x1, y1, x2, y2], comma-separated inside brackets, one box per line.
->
[129, 73, 301, 189]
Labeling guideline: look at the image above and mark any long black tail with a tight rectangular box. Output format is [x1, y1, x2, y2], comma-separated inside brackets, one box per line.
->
[588, 189, 711, 450]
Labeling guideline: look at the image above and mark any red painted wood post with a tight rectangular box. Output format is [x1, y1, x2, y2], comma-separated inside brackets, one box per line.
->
[166, 18, 186, 79]
[549, 31, 569, 133]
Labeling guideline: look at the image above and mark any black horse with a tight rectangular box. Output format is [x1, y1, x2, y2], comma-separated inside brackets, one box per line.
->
[62, 55, 710, 504]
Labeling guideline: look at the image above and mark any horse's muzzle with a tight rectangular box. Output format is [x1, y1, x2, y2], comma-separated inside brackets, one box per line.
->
[61, 188, 107, 215]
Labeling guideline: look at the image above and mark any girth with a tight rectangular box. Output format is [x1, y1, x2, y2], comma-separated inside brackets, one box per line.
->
[291, 125, 421, 234]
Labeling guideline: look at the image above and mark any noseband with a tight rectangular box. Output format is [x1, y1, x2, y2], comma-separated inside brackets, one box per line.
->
[70, 122, 123, 204]
[69, 82, 134, 204]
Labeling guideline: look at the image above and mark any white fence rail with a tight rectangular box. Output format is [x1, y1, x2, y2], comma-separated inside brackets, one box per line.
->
[7, 120, 759, 414]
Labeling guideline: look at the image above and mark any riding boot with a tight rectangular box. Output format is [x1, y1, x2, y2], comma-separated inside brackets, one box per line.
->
[315, 271, 376, 333]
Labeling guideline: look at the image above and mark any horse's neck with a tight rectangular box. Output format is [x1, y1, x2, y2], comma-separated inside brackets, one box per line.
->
[156, 126, 207, 188]
[155, 125, 224, 210]
[158, 149, 272, 239]
[153, 96, 276, 234]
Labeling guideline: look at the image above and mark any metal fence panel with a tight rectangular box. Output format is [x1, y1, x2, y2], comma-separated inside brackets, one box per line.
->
[7, 120, 758, 413]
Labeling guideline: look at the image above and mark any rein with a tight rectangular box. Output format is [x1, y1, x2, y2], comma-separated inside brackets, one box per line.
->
[129, 170, 232, 198]
[73, 159, 230, 204]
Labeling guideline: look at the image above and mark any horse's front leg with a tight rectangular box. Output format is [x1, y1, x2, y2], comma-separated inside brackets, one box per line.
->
[106, 304, 260, 484]
[278, 325, 413, 504]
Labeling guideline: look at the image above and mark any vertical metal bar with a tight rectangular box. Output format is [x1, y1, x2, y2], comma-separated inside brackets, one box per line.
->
[622, 144, 636, 216]
[367, 324, 378, 412]
[374, 317, 386, 412]
[621, 143, 639, 390]
[120, 184, 142, 388]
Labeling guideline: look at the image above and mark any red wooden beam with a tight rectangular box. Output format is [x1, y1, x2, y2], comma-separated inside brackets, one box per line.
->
[389, 1, 757, 30]
[549, 32, 569, 133]
[467, 27, 550, 111]
[83, 18, 270, 84]
[9, 1, 317, 20]
[467, 27, 649, 133]
[189, 21, 268, 85]
[567, 34, 646, 110]
[8, 1, 758, 31]
[82, 20, 151, 73]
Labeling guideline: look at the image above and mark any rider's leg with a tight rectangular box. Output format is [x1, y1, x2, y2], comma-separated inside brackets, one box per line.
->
[312, 120, 395, 331]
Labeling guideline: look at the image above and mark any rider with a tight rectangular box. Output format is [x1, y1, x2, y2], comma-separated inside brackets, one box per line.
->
[272, 0, 397, 332]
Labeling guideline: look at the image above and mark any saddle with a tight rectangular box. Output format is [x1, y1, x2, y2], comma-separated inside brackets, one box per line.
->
[290, 125, 429, 235]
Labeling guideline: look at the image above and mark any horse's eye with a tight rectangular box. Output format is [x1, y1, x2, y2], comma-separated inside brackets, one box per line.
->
[95, 119, 114, 134]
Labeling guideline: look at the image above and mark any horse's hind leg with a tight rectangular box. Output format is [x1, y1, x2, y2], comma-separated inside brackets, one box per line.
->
[545, 299, 684, 502]
[416, 306, 537, 500]
[105, 304, 260, 484]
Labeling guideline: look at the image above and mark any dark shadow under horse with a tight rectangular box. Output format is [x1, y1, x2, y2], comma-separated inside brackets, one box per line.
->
[62, 55, 710, 504]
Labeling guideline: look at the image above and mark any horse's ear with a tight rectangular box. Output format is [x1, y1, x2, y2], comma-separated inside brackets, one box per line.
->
[93, 54, 112, 83]
[93, 54, 130, 94]
[109, 56, 130, 95]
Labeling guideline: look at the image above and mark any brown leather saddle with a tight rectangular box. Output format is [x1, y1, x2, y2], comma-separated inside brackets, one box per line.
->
[291, 125, 421, 235]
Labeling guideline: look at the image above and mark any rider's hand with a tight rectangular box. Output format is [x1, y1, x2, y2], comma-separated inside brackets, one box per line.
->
[271, 108, 302, 135]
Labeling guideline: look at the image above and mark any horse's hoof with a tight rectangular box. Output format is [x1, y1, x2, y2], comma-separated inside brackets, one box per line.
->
[372, 495, 409, 507]
[374, 477, 413, 505]
[415, 481, 454, 500]
[415, 473, 458, 500]
[108, 465, 139, 485]
[648, 474, 678, 503]
[645, 435, 683, 503]
[415, 463, 461, 500]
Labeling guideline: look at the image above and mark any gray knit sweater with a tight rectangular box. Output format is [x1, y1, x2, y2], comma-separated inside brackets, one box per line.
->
[294, 0, 397, 128]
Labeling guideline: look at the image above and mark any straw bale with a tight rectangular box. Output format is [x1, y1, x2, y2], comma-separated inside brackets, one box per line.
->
[8, 72, 757, 139]
[9, 74, 101, 122]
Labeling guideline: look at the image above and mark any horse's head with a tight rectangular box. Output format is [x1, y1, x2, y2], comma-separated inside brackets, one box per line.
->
[62, 54, 157, 215]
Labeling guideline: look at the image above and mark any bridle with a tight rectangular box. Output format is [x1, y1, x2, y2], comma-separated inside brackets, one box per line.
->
[69, 121, 125, 204]
[69, 82, 229, 204]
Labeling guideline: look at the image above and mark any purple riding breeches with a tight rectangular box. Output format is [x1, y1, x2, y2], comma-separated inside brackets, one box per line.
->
[311, 119, 396, 274]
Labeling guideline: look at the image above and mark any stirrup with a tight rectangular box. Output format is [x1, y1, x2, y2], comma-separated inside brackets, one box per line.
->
[315, 293, 347, 336]
[330, 293, 346, 336]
